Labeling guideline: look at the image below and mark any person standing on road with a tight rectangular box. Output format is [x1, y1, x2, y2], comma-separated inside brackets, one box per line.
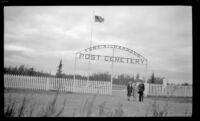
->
[138, 82, 145, 102]
[132, 82, 137, 101]
[127, 81, 133, 101]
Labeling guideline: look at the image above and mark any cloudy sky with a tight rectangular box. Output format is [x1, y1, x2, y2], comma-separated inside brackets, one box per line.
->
[4, 6, 192, 84]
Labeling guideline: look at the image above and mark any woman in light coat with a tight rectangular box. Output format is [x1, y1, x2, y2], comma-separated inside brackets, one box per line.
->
[132, 82, 137, 100]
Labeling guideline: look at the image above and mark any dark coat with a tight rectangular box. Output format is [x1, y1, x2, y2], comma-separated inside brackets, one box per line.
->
[127, 84, 133, 97]
[138, 83, 145, 93]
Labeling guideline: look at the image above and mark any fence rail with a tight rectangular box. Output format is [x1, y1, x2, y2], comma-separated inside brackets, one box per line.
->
[148, 83, 192, 97]
[4, 74, 112, 95]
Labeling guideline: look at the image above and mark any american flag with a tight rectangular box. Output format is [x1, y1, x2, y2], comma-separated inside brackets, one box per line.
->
[95, 15, 104, 22]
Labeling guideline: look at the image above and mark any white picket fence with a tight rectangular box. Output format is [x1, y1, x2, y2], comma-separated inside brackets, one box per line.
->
[4, 74, 112, 95]
[148, 83, 192, 97]
[4, 74, 192, 97]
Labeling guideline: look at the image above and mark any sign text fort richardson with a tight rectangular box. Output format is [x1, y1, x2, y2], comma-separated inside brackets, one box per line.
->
[76, 45, 147, 65]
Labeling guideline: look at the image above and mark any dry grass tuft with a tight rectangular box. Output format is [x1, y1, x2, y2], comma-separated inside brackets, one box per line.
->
[151, 100, 168, 117]
[17, 97, 27, 117]
[4, 86, 66, 117]
[98, 101, 106, 117]
[4, 100, 16, 117]
[113, 103, 124, 117]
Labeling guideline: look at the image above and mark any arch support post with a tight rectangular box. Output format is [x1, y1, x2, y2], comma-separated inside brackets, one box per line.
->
[144, 60, 149, 97]
[73, 53, 77, 92]
[110, 47, 115, 95]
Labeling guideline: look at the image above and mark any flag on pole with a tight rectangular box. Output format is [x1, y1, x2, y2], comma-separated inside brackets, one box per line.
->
[95, 15, 104, 22]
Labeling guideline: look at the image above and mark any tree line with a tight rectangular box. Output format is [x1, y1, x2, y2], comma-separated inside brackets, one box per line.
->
[5, 60, 181, 85]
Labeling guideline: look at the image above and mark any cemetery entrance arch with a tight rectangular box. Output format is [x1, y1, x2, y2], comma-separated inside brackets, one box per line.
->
[74, 44, 148, 95]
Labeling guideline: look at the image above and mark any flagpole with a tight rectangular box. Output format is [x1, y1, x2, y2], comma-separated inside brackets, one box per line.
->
[87, 10, 95, 88]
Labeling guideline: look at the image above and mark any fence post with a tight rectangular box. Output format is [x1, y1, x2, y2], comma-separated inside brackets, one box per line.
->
[46, 77, 50, 91]
[4, 74, 6, 88]
[106, 82, 108, 95]
[73, 78, 76, 93]
[98, 81, 100, 94]
[61, 78, 63, 92]
[63, 78, 65, 92]
[38, 76, 40, 90]
[16, 75, 18, 89]
[16, 75, 19, 89]
[31, 76, 34, 90]
[184, 86, 187, 97]
[144, 82, 149, 97]
[9, 74, 11, 88]
[43, 77, 45, 90]
[13, 75, 15, 88]
[35, 76, 37, 90]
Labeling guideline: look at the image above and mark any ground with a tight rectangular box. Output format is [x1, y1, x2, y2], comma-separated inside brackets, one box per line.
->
[4, 85, 192, 117]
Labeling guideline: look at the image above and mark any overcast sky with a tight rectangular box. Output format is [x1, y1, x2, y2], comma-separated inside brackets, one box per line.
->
[4, 6, 192, 84]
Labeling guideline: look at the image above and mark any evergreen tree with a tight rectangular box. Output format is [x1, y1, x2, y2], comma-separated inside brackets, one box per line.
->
[148, 72, 155, 83]
[132, 74, 135, 82]
[56, 59, 63, 78]
[136, 73, 140, 81]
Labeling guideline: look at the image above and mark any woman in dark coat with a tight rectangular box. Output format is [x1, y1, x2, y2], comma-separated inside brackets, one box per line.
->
[127, 81, 133, 101]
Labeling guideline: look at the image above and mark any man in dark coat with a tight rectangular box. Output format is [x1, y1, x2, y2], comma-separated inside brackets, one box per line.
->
[138, 82, 145, 102]
[127, 81, 133, 101]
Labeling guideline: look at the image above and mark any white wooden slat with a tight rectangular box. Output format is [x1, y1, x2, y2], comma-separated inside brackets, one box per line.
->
[14, 75, 17, 89]
[12, 75, 15, 88]
[61, 78, 63, 92]
[37, 76, 40, 90]
[41, 77, 44, 90]
[34, 76, 36, 90]
[16, 75, 18, 89]
[22, 75, 25, 89]
[10, 75, 12, 88]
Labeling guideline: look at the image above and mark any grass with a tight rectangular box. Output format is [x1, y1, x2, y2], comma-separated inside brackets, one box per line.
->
[98, 101, 106, 117]
[77, 94, 96, 117]
[113, 103, 124, 117]
[4, 91, 126, 117]
[75, 92, 125, 117]
[151, 100, 168, 117]
[38, 84, 68, 117]
[4, 83, 67, 117]
[17, 97, 27, 117]
[4, 96, 28, 117]
[145, 85, 192, 117]
[4, 99, 16, 117]
[4, 86, 192, 117]
[146, 86, 176, 117]
[4, 91, 65, 117]
[28, 102, 36, 117]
